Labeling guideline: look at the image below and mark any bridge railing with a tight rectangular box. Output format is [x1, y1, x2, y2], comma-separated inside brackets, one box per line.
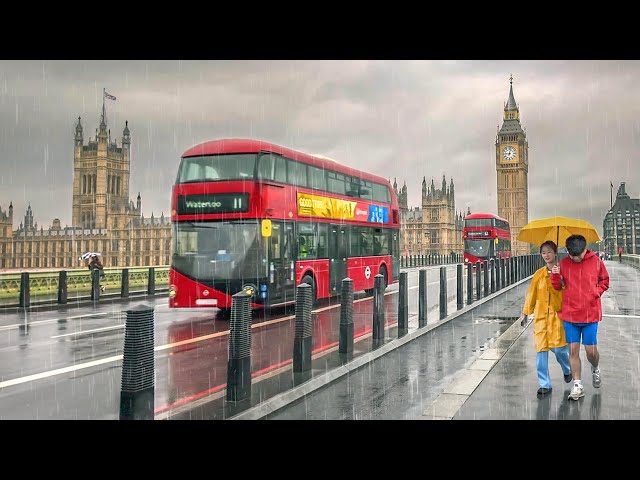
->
[0, 266, 169, 307]
[400, 253, 463, 268]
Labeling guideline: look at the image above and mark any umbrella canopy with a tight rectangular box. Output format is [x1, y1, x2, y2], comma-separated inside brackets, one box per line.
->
[79, 252, 101, 261]
[516, 216, 600, 248]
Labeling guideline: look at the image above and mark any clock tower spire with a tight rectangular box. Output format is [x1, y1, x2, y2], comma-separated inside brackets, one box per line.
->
[496, 75, 529, 256]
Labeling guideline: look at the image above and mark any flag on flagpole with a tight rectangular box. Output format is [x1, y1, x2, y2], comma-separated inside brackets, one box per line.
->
[104, 91, 116, 101]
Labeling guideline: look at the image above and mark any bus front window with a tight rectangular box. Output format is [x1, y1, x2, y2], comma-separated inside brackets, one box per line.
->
[173, 221, 265, 281]
[177, 154, 257, 183]
[464, 239, 494, 259]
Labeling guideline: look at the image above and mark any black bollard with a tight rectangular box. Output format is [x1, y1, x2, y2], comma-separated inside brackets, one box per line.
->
[226, 291, 252, 402]
[147, 267, 155, 295]
[398, 271, 408, 337]
[475, 261, 482, 300]
[419, 269, 428, 327]
[439, 266, 447, 319]
[457, 264, 463, 310]
[293, 283, 313, 372]
[339, 278, 354, 355]
[467, 263, 473, 305]
[483, 260, 489, 297]
[119, 303, 155, 420]
[90, 268, 100, 301]
[121, 268, 129, 298]
[19, 272, 30, 308]
[490, 259, 496, 294]
[501, 258, 507, 289]
[57, 270, 67, 304]
[372, 274, 385, 345]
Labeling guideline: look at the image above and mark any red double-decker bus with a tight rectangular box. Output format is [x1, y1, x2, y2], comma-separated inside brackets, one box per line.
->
[463, 212, 511, 265]
[169, 138, 400, 311]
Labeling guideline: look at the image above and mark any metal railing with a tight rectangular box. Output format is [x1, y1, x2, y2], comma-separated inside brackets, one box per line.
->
[0, 265, 170, 307]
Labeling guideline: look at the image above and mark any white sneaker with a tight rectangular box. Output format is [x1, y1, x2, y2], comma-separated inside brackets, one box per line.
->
[592, 367, 601, 388]
[568, 383, 585, 400]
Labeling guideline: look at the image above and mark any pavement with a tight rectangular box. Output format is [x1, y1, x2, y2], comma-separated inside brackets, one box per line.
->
[233, 259, 639, 420]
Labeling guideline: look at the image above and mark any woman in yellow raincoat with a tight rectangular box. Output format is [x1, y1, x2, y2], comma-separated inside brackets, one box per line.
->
[519, 240, 572, 397]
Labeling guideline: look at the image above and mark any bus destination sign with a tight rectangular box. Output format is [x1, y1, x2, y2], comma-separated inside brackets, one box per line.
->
[177, 193, 249, 215]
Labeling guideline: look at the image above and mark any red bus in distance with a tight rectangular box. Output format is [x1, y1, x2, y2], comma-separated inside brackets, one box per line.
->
[169, 138, 401, 312]
[463, 212, 511, 265]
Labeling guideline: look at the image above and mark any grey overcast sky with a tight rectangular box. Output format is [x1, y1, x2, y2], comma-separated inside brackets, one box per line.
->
[0, 60, 637, 235]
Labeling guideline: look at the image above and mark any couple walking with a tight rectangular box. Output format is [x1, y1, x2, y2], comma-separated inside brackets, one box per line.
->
[519, 234, 610, 401]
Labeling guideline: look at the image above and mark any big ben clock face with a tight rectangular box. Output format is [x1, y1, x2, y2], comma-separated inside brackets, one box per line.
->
[502, 146, 516, 161]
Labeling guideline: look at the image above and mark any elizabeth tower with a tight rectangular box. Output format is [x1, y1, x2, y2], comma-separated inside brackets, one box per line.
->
[496, 75, 529, 255]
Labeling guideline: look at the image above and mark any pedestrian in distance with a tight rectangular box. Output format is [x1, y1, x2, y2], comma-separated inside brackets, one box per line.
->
[618, 245, 623, 263]
[550, 234, 610, 401]
[88, 254, 106, 293]
[518, 240, 572, 398]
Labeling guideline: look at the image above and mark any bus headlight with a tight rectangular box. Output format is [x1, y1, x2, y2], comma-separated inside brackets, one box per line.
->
[169, 285, 177, 298]
[242, 284, 257, 297]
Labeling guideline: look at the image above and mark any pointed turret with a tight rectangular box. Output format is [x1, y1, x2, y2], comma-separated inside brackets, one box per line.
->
[136, 192, 141, 212]
[122, 120, 130, 148]
[505, 74, 517, 111]
[9, 201, 13, 220]
[422, 176, 427, 197]
[24, 203, 34, 231]
[75, 116, 83, 146]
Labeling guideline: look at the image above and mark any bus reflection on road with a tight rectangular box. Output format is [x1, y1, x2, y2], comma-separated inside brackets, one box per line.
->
[161, 293, 400, 409]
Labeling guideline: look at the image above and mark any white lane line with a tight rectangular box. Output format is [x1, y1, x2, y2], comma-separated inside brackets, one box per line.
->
[1, 288, 405, 389]
[0, 312, 110, 332]
[0, 355, 122, 389]
[602, 314, 640, 319]
[51, 324, 125, 339]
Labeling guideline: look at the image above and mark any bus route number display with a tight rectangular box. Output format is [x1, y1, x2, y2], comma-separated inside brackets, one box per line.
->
[177, 193, 249, 215]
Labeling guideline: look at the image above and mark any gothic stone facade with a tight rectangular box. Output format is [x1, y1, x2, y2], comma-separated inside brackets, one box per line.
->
[394, 176, 463, 256]
[496, 76, 529, 256]
[0, 104, 171, 270]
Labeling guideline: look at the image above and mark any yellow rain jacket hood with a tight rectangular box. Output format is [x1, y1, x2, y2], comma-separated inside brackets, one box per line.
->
[522, 265, 567, 352]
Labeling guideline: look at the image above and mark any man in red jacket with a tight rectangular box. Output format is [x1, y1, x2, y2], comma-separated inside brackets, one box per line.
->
[550, 234, 610, 400]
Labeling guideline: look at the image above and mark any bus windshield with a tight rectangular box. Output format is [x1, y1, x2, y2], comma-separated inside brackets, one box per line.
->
[464, 239, 494, 259]
[172, 221, 265, 281]
[465, 218, 494, 227]
[176, 154, 257, 184]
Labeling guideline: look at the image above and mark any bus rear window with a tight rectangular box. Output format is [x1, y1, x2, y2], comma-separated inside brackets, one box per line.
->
[177, 154, 257, 183]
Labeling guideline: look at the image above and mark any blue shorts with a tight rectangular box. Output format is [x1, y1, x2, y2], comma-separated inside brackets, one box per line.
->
[563, 321, 598, 345]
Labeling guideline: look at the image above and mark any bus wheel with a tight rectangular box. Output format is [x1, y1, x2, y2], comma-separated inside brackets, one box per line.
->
[300, 275, 317, 306]
[379, 265, 388, 290]
[216, 307, 231, 319]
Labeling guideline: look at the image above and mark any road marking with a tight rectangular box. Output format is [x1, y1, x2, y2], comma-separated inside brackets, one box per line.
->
[0, 355, 123, 389]
[0, 289, 404, 389]
[51, 324, 125, 338]
[602, 314, 640, 319]
[0, 312, 110, 332]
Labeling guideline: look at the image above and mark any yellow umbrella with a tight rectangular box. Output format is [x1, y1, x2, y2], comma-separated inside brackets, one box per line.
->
[516, 216, 601, 250]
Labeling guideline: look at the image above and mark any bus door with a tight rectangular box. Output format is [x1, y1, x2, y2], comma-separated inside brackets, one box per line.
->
[329, 224, 347, 293]
[268, 222, 295, 303]
[391, 230, 400, 281]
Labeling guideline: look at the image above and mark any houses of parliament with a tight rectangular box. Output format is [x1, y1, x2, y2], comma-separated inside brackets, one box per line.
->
[396, 76, 530, 256]
[0, 101, 171, 270]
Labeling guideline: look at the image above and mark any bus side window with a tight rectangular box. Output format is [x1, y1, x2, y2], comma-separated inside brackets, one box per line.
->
[349, 226, 360, 257]
[271, 223, 281, 259]
[258, 154, 275, 181]
[297, 223, 317, 260]
[316, 223, 327, 258]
